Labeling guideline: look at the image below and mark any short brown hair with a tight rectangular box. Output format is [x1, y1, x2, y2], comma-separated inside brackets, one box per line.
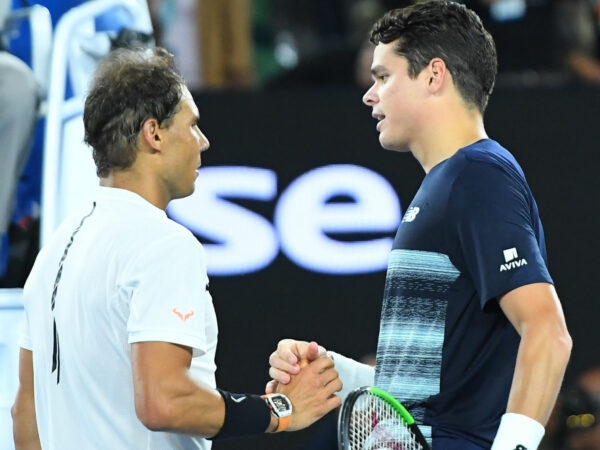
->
[83, 46, 186, 177]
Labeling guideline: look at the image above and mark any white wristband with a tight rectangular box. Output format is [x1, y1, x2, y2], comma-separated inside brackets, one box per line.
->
[490, 413, 545, 450]
[326, 351, 375, 401]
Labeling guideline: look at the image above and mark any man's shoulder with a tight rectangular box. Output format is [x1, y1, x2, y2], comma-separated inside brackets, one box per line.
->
[450, 139, 525, 186]
[460, 139, 519, 170]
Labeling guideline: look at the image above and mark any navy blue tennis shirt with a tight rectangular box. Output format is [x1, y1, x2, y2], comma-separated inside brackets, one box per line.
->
[374, 139, 553, 447]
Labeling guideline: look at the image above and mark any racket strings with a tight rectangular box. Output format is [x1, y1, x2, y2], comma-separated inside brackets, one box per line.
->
[348, 393, 424, 450]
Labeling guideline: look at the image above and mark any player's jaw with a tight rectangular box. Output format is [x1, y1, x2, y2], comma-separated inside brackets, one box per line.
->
[369, 109, 407, 152]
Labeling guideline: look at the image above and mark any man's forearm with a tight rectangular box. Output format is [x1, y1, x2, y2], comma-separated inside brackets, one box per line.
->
[505, 324, 571, 424]
[491, 323, 571, 450]
[12, 392, 41, 450]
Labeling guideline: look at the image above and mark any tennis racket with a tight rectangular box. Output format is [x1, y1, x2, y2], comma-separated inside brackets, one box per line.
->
[338, 386, 430, 450]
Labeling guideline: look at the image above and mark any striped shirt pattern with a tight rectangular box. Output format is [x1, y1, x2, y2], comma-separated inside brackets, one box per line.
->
[375, 249, 460, 443]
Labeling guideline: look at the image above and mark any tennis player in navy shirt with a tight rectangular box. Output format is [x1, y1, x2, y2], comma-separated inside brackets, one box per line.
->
[266, 2, 572, 449]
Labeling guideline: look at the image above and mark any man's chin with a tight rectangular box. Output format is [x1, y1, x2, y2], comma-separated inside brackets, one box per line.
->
[380, 138, 410, 153]
[173, 186, 195, 201]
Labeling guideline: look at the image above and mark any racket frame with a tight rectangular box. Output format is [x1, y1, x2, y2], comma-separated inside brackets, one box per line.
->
[337, 386, 431, 450]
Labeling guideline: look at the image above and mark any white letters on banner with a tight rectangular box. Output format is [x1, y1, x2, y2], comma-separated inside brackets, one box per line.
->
[168, 164, 401, 276]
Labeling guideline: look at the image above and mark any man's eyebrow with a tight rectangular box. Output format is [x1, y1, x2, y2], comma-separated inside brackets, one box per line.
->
[370, 65, 387, 76]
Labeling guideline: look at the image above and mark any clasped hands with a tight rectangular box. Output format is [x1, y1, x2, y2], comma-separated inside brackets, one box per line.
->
[265, 339, 342, 431]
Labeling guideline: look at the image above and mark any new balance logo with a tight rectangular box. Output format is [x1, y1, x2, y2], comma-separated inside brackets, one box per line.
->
[500, 247, 528, 272]
[402, 206, 420, 223]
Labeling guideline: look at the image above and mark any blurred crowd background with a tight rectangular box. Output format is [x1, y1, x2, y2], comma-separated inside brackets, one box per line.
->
[145, 0, 600, 92]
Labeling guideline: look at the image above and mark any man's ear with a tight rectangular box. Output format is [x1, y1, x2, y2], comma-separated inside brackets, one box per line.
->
[426, 58, 448, 93]
[140, 118, 163, 152]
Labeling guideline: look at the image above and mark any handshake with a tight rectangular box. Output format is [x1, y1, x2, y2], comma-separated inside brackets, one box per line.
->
[264, 340, 342, 432]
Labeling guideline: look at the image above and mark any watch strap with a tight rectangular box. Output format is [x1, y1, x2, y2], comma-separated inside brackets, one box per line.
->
[275, 414, 290, 432]
[261, 394, 292, 432]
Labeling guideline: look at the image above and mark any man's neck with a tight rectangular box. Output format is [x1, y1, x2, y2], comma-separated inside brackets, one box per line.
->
[100, 171, 169, 210]
[412, 107, 487, 173]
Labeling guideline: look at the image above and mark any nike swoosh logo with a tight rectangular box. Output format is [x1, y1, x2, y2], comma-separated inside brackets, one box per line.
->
[231, 395, 246, 403]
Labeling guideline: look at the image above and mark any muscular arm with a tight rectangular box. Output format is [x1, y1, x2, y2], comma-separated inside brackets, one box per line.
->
[12, 348, 41, 450]
[499, 282, 572, 425]
[132, 341, 342, 436]
[131, 341, 228, 437]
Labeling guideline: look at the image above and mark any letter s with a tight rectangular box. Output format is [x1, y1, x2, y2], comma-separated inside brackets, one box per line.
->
[168, 167, 278, 275]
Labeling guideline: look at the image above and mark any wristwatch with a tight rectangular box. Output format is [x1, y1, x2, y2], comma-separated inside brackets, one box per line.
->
[262, 393, 292, 432]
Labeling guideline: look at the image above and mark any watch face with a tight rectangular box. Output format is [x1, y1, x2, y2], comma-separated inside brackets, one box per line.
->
[272, 396, 290, 411]
[268, 394, 292, 417]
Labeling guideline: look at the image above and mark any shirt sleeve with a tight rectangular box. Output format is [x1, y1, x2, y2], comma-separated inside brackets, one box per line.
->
[124, 230, 215, 357]
[447, 160, 553, 307]
[18, 307, 32, 351]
